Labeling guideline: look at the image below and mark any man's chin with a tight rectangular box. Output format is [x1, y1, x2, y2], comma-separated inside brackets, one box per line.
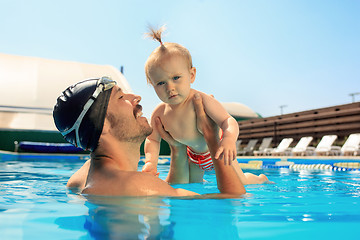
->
[144, 126, 153, 137]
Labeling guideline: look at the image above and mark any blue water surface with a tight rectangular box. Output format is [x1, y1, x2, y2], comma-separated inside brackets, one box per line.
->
[0, 157, 360, 240]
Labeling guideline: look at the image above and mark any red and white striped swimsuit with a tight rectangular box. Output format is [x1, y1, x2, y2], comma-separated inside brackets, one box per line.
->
[187, 147, 214, 171]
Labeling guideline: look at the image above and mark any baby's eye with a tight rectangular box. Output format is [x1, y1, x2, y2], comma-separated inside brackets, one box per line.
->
[119, 95, 124, 99]
[173, 76, 180, 81]
[157, 82, 165, 86]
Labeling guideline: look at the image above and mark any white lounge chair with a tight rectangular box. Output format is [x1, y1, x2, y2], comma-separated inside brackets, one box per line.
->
[291, 136, 313, 156]
[236, 139, 242, 155]
[331, 133, 360, 156]
[253, 137, 273, 156]
[238, 139, 258, 156]
[270, 138, 294, 156]
[314, 135, 338, 156]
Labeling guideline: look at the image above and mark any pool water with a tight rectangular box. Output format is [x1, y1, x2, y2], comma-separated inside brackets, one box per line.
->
[1, 157, 360, 239]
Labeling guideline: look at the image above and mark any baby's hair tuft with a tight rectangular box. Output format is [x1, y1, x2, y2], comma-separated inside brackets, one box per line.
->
[145, 25, 166, 45]
[144, 24, 193, 85]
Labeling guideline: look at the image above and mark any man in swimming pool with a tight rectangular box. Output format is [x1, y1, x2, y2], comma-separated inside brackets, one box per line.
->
[53, 77, 246, 197]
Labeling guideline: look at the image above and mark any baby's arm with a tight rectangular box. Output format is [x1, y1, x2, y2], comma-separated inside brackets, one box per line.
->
[142, 108, 163, 176]
[143, 138, 161, 176]
[199, 92, 239, 165]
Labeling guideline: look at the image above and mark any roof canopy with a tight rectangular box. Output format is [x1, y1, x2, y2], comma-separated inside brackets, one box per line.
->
[221, 102, 259, 121]
[0, 53, 132, 131]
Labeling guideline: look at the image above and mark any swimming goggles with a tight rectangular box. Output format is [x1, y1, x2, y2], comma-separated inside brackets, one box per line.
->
[60, 76, 116, 148]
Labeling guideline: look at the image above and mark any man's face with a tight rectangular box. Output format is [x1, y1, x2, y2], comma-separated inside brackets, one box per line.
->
[106, 86, 152, 142]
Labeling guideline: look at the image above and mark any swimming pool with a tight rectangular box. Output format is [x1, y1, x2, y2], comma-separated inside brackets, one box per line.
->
[1, 155, 360, 239]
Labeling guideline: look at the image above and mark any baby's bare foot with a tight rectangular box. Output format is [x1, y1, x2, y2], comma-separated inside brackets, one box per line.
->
[260, 174, 275, 184]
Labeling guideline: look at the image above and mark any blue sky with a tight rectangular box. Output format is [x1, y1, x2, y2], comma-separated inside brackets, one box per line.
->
[1, 0, 359, 118]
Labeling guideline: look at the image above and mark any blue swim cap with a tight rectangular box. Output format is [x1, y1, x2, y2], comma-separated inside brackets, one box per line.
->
[53, 77, 115, 151]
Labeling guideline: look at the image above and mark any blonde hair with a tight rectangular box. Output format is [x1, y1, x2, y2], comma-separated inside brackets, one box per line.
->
[144, 25, 193, 85]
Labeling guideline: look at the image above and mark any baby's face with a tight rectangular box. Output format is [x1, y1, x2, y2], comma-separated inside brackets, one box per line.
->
[148, 54, 195, 105]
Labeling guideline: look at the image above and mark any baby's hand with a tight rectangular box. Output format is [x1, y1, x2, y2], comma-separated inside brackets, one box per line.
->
[142, 162, 160, 177]
[215, 137, 237, 165]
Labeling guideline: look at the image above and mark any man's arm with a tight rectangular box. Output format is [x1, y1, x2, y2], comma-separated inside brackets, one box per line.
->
[199, 92, 239, 164]
[193, 93, 246, 195]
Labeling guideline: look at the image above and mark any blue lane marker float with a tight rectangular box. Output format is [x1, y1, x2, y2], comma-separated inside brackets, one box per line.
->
[289, 164, 333, 171]
[263, 164, 290, 169]
[265, 163, 359, 172]
[261, 163, 360, 172]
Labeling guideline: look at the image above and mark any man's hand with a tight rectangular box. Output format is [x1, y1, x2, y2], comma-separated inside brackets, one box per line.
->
[155, 117, 182, 148]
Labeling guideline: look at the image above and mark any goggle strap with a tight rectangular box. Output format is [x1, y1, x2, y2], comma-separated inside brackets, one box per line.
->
[60, 85, 104, 136]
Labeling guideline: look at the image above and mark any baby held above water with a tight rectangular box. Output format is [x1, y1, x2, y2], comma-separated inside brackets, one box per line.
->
[142, 26, 268, 185]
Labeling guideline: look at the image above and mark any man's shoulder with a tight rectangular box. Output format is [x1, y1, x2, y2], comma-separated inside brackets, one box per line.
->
[67, 159, 90, 189]
[123, 171, 186, 196]
[81, 171, 141, 195]
[81, 168, 199, 197]
[124, 171, 168, 186]
[84, 170, 176, 196]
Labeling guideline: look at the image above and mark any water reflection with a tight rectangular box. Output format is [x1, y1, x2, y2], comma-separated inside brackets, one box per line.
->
[55, 193, 246, 239]
[83, 196, 175, 239]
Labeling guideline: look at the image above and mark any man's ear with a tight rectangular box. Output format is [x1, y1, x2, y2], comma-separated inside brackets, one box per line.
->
[190, 67, 196, 83]
[101, 117, 111, 135]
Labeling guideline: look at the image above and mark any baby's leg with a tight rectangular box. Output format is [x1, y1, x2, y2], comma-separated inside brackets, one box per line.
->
[232, 162, 269, 185]
[189, 161, 205, 183]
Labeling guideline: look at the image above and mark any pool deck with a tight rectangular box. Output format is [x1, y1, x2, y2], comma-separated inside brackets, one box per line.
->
[0, 150, 90, 161]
